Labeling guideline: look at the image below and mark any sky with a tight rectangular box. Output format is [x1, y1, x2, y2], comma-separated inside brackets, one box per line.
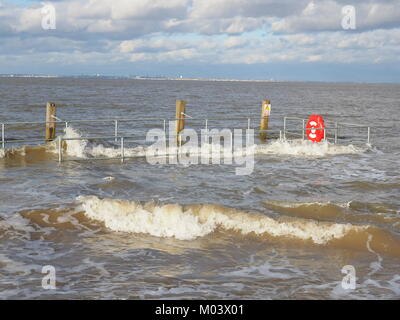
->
[0, 0, 399, 82]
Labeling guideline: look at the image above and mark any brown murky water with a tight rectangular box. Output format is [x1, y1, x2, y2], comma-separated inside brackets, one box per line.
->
[1, 78, 400, 299]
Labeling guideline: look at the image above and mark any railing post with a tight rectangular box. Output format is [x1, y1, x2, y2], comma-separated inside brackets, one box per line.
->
[58, 137, 63, 163]
[114, 120, 118, 143]
[205, 119, 208, 144]
[1, 123, 5, 149]
[247, 118, 251, 144]
[120, 136, 125, 163]
[302, 119, 305, 140]
[45, 102, 57, 141]
[176, 100, 186, 146]
[335, 122, 338, 144]
[163, 119, 166, 133]
[283, 117, 286, 140]
[260, 100, 271, 141]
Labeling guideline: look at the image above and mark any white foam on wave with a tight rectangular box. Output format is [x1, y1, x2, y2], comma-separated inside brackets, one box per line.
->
[256, 139, 363, 157]
[77, 195, 367, 244]
[60, 127, 89, 158]
[0, 146, 27, 159]
[58, 127, 365, 160]
[59, 127, 248, 159]
[55, 127, 146, 158]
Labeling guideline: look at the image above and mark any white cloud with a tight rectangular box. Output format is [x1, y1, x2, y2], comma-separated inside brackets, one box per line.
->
[1, 0, 400, 37]
[188, 0, 308, 20]
[272, 0, 400, 33]
[0, 0, 399, 73]
[110, 0, 188, 20]
[223, 36, 250, 49]
[112, 28, 400, 65]
[271, 1, 342, 33]
[307, 55, 322, 62]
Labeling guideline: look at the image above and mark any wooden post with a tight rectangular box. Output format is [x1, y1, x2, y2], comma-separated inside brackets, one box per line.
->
[260, 100, 271, 141]
[45, 102, 57, 141]
[175, 100, 186, 145]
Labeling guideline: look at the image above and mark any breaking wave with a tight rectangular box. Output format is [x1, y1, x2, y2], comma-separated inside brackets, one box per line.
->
[10, 197, 400, 257]
[0, 144, 52, 161]
[256, 139, 363, 156]
[73, 196, 400, 257]
[0, 127, 368, 161]
[76, 195, 367, 244]
[59, 127, 365, 159]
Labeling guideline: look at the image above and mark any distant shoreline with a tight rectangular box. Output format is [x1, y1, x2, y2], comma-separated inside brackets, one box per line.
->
[0, 74, 278, 82]
[0, 74, 398, 84]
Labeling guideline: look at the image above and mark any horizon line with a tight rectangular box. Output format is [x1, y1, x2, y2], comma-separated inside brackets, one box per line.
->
[0, 73, 399, 85]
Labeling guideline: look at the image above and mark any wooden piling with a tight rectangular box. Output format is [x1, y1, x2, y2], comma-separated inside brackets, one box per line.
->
[260, 100, 271, 141]
[45, 102, 57, 141]
[175, 100, 186, 145]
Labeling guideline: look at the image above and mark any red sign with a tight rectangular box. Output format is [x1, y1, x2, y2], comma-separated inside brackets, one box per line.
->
[306, 115, 325, 142]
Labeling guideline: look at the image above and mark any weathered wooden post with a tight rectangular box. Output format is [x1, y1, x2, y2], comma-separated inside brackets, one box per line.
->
[175, 100, 186, 145]
[260, 99, 271, 141]
[45, 102, 57, 141]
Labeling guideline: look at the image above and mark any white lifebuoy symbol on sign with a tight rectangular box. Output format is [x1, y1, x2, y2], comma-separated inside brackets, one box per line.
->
[263, 104, 271, 117]
[309, 121, 317, 139]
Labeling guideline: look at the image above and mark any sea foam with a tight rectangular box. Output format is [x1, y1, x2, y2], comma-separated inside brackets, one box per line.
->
[77, 195, 367, 244]
[59, 127, 364, 160]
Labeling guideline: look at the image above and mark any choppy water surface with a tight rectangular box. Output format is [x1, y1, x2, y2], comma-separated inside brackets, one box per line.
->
[1, 78, 400, 299]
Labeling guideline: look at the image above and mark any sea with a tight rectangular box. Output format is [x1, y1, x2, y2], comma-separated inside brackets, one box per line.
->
[1, 78, 399, 299]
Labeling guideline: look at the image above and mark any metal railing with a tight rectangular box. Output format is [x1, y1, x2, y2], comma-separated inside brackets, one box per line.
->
[0, 116, 259, 149]
[1, 116, 371, 163]
[56, 129, 284, 163]
[283, 116, 371, 144]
